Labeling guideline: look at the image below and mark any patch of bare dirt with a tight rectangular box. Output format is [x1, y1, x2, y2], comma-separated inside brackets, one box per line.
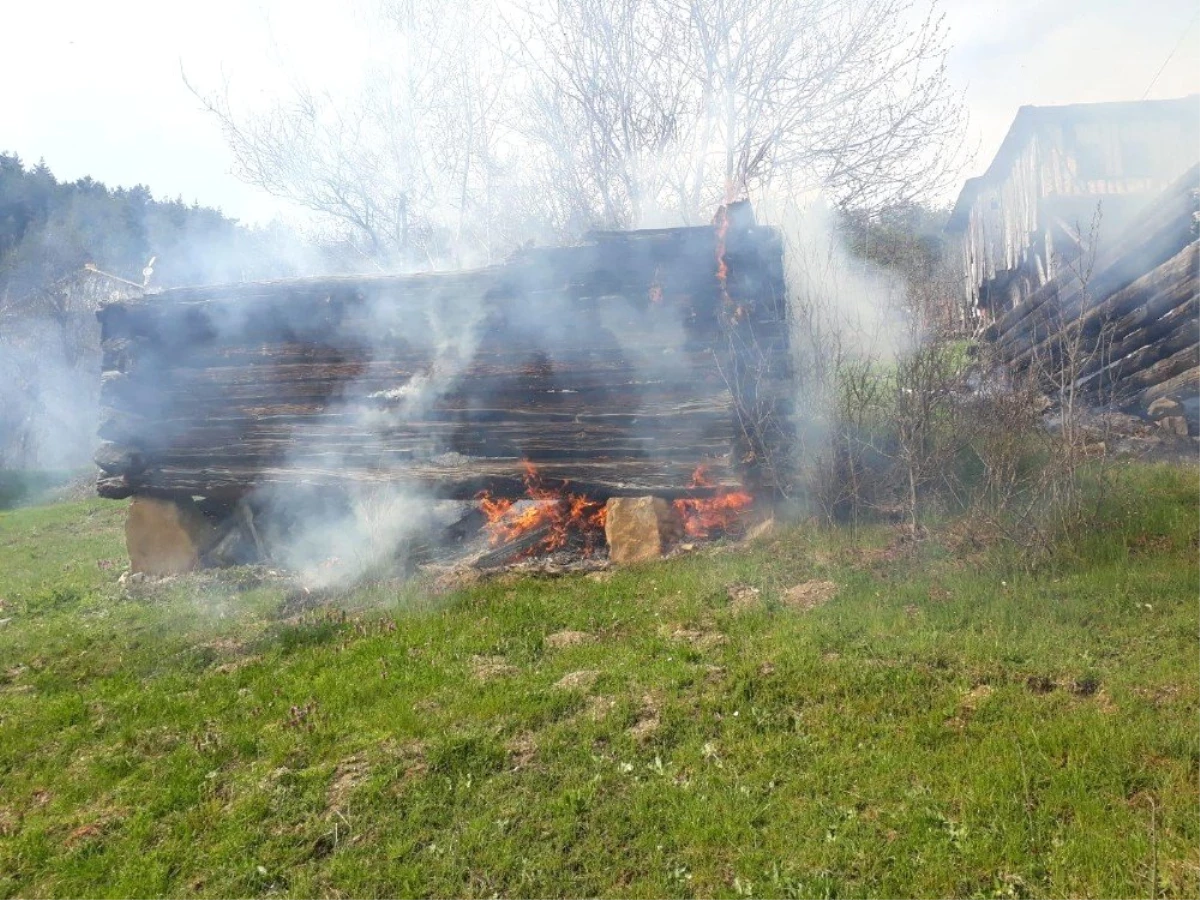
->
[544, 630, 593, 649]
[428, 566, 484, 594]
[743, 517, 778, 543]
[214, 655, 262, 675]
[327, 755, 370, 815]
[928, 585, 953, 603]
[856, 528, 921, 567]
[554, 670, 600, 691]
[946, 683, 993, 731]
[1026, 674, 1057, 694]
[1090, 688, 1118, 714]
[470, 655, 518, 681]
[1068, 676, 1101, 697]
[63, 806, 126, 848]
[726, 582, 762, 614]
[506, 733, 538, 771]
[1132, 684, 1183, 707]
[380, 739, 428, 780]
[665, 625, 727, 650]
[781, 580, 839, 611]
[628, 693, 662, 742]
[201, 637, 246, 655]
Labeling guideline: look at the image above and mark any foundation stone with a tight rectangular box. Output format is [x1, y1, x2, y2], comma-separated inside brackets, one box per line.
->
[126, 496, 216, 575]
[604, 497, 682, 564]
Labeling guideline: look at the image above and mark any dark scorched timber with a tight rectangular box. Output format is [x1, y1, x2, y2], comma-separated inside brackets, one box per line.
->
[982, 166, 1199, 430]
[96, 215, 793, 501]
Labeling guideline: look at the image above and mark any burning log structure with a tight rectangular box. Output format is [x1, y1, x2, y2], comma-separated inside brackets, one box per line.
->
[95, 204, 791, 564]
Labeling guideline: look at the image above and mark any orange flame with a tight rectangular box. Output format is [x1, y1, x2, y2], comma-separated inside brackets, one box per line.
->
[477, 462, 607, 558]
[649, 267, 664, 304]
[672, 465, 754, 539]
[714, 205, 730, 305]
[714, 191, 750, 323]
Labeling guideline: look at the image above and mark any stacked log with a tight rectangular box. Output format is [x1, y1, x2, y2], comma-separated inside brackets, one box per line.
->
[95, 208, 792, 503]
[983, 164, 1199, 430]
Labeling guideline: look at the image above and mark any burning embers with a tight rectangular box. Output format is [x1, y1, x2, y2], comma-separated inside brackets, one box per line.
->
[672, 466, 754, 539]
[475, 462, 754, 563]
[477, 462, 607, 559]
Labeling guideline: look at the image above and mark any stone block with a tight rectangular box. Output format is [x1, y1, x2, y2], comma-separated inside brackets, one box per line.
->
[604, 497, 681, 564]
[126, 496, 216, 575]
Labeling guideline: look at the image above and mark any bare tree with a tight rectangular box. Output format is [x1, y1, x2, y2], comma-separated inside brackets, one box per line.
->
[509, 0, 697, 232]
[191, 0, 519, 266]
[517, 0, 966, 228]
[197, 0, 966, 253]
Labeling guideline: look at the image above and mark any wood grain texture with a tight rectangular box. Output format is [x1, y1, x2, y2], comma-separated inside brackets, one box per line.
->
[96, 221, 794, 501]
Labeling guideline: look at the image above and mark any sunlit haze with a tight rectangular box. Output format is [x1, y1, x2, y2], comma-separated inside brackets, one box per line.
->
[2, 0, 1197, 223]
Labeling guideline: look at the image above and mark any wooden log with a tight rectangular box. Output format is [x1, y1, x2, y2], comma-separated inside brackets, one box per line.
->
[1135, 364, 1200, 408]
[94, 217, 792, 506]
[984, 165, 1199, 344]
[1073, 316, 1198, 398]
[94, 441, 147, 475]
[471, 524, 555, 569]
[95, 455, 751, 502]
[993, 211, 1196, 360]
[1104, 342, 1200, 403]
[93, 400, 746, 462]
[1006, 241, 1198, 370]
[1069, 293, 1197, 384]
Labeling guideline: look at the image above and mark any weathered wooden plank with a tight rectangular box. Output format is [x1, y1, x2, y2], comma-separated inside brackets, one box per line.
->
[95, 217, 792, 503]
[1135, 364, 1200, 408]
[984, 167, 1199, 343]
[1006, 241, 1198, 369]
[1068, 316, 1194, 399]
[1072, 294, 1197, 383]
[96, 456, 751, 502]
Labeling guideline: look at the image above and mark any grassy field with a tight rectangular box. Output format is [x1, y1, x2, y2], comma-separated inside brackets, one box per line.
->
[0, 464, 1196, 898]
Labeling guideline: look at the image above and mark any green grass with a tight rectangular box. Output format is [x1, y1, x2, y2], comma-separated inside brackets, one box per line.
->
[0, 471, 83, 511]
[0, 465, 1197, 898]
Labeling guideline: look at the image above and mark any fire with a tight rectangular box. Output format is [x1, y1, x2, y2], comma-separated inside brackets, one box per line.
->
[713, 203, 748, 322]
[714, 205, 730, 305]
[649, 267, 663, 304]
[672, 465, 754, 539]
[477, 461, 607, 557]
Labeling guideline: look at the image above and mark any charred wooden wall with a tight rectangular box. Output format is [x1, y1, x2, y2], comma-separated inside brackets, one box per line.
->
[95, 212, 792, 502]
[948, 96, 1199, 316]
[982, 165, 1199, 430]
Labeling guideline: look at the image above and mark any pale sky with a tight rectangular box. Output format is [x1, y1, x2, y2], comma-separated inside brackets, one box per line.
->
[1, 0, 1197, 225]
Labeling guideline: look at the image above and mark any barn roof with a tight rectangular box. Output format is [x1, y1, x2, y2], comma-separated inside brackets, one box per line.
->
[947, 95, 1200, 232]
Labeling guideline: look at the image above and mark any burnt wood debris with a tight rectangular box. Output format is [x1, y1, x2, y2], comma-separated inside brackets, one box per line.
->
[95, 203, 793, 505]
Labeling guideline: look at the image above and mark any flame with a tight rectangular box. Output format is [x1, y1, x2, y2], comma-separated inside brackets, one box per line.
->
[714, 205, 730, 306]
[649, 267, 663, 304]
[477, 461, 607, 558]
[714, 189, 751, 323]
[672, 465, 754, 539]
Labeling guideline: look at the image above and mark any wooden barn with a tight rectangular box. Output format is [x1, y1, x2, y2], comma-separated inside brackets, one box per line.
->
[94, 206, 793, 519]
[947, 95, 1198, 318]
